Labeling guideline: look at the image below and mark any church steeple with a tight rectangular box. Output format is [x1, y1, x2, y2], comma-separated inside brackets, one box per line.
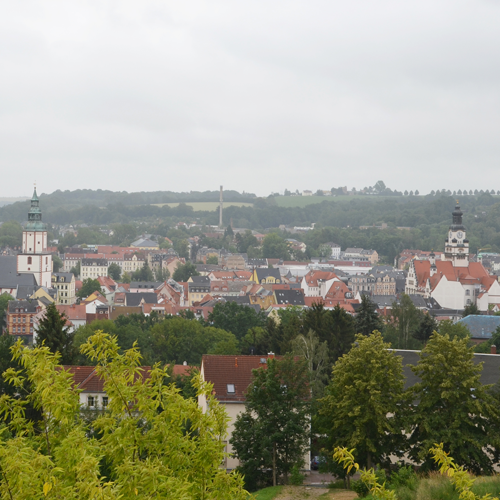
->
[26, 186, 46, 230]
[443, 200, 469, 267]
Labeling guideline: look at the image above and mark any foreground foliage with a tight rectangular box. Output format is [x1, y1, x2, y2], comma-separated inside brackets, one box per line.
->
[0, 331, 246, 500]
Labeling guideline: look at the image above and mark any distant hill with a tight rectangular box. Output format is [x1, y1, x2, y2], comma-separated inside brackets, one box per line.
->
[0, 197, 30, 208]
[0, 189, 256, 224]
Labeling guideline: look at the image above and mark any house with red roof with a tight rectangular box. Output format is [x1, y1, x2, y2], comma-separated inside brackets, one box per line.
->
[301, 270, 340, 298]
[199, 354, 310, 471]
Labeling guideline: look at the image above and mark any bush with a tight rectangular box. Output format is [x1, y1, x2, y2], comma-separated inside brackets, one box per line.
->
[351, 468, 387, 498]
[389, 465, 418, 491]
[289, 464, 305, 486]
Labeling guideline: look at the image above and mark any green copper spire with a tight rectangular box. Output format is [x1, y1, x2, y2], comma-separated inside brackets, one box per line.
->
[26, 186, 46, 231]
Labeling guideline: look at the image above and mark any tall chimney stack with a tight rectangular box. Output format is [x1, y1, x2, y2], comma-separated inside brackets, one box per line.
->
[219, 185, 223, 228]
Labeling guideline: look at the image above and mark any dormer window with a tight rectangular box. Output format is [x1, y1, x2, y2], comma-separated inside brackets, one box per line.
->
[227, 384, 235, 393]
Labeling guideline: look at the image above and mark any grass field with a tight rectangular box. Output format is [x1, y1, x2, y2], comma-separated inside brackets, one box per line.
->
[152, 202, 253, 211]
[272, 195, 403, 208]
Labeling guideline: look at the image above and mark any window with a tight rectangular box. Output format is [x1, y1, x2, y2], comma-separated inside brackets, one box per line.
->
[87, 396, 95, 408]
[227, 384, 235, 393]
[27, 257, 32, 265]
[102, 396, 108, 408]
[465, 290, 470, 296]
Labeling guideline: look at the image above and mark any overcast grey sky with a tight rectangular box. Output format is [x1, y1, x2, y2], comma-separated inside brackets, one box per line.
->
[1, 1, 499, 197]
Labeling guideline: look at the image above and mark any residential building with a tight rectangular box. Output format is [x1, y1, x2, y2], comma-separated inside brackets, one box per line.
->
[4, 299, 41, 342]
[81, 258, 108, 279]
[249, 268, 281, 285]
[52, 272, 76, 305]
[199, 354, 311, 471]
[188, 276, 211, 305]
[130, 237, 159, 250]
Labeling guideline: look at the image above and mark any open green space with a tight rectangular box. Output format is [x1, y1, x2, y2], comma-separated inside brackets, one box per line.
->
[152, 201, 254, 211]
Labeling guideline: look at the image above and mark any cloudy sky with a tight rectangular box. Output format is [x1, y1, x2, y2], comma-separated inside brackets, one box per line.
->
[1, 1, 499, 198]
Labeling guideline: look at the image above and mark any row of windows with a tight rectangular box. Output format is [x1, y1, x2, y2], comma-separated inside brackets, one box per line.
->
[11, 327, 33, 333]
[87, 395, 108, 408]
[12, 316, 33, 323]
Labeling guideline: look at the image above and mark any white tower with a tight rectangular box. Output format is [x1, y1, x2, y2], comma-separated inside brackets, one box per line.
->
[443, 202, 469, 268]
[17, 187, 53, 287]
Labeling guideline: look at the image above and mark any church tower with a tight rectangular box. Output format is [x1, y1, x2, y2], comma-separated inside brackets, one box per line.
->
[17, 187, 52, 287]
[443, 201, 469, 267]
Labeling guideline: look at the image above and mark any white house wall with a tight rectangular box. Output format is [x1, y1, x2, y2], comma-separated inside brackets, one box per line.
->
[431, 278, 465, 310]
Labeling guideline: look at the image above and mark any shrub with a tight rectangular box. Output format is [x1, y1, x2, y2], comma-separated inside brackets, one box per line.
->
[289, 465, 305, 486]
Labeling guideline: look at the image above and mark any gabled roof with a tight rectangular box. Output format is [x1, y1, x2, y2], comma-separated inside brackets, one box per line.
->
[63, 365, 151, 393]
[56, 304, 87, 321]
[274, 289, 305, 306]
[0, 256, 37, 287]
[302, 270, 338, 287]
[201, 354, 279, 402]
[125, 292, 158, 307]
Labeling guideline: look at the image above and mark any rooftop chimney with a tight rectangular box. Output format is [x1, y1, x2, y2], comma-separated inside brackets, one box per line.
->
[492, 345, 497, 355]
[267, 352, 275, 360]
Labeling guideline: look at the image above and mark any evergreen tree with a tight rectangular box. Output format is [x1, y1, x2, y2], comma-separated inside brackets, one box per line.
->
[462, 303, 480, 317]
[131, 262, 154, 282]
[231, 355, 310, 489]
[412, 313, 437, 344]
[406, 333, 500, 473]
[355, 294, 383, 335]
[319, 332, 405, 469]
[35, 302, 75, 364]
[107, 262, 122, 281]
[172, 262, 199, 282]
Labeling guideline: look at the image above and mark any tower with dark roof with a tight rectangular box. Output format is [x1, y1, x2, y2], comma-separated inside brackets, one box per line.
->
[17, 187, 52, 288]
[443, 201, 469, 268]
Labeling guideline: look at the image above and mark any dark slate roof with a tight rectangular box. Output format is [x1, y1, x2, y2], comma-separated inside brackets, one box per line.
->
[16, 285, 38, 299]
[125, 292, 158, 307]
[190, 276, 211, 284]
[52, 273, 74, 283]
[0, 256, 37, 288]
[255, 268, 281, 282]
[457, 315, 500, 340]
[196, 264, 222, 273]
[370, 295, 397, 308]
[275, 289, 305, 306]
[408, 294, 442, 310]
[8, 299, 39, 314]
[392, 349, 500, 389]
[247, 258, 268, 267]
[130, 281, 162, 289]
[81, 258, 108, 266]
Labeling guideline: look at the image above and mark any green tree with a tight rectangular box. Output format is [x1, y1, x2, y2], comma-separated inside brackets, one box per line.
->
[131, 262, 154, 282]
[412, 313, 437, 344]
[52, 255, 63, 273]
[0, 221, 22, 248]
[302, 303, 356, 363]
[208, 302, 267, 341]
[151, 317, 239, 365]
[406, 333, 500, 473]
[384, 294, 423, 349]
[463, 303, 480, 317]
[0, 334, 17, 396]
[172, 262, 199, 282]
[262, 233, 291, 260]
[107, 262, 122, 281]
[231, 355, 311, 489]
[319, 332, 405, 469]
[235, 230, 258, 254]
[206, 255, 218, 265]
[70, 261, 80, 278]
[77, 278, 102, 299]
[0, 293, 14, 331]
[438, 319, 471, 339]
[355, 295, 383, 335]
[0, 332, 247, 499]
[121, 271, 132, 284]
[291, 329, 329, 398]
[34, 302, 75, 364]
[111, 223, 137, 245]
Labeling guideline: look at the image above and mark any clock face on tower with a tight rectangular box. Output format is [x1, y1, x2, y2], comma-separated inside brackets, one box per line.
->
[457, 231, 463, 238]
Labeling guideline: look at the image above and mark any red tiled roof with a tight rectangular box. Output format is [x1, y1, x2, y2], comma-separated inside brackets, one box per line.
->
[303, 270, 338, 287]
[63, 365, 151, 393]
[56, 304, 86, 321]
[201, 354, 279, 402]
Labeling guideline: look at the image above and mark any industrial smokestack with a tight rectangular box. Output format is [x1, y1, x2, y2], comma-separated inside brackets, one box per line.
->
[219, 185, 223, 228]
